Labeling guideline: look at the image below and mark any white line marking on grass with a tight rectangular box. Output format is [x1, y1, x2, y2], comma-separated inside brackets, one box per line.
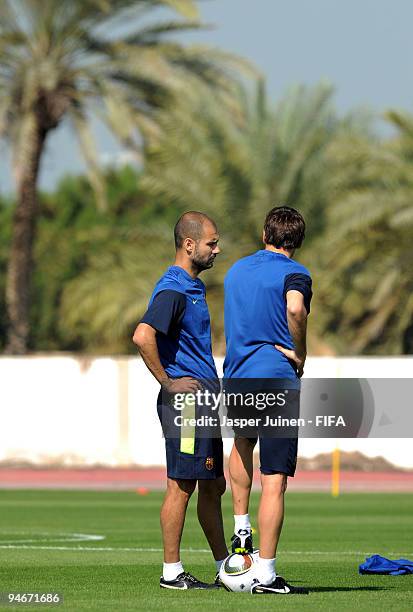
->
[0, 545, 412, 556]
[0, 532, 105, 544]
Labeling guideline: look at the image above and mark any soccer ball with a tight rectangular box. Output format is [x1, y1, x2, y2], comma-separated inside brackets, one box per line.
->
[219, 552, 257, 593]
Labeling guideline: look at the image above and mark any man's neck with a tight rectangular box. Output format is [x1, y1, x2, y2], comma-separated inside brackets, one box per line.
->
[264, 245, 294, 259]
[173, 255, 198, 278]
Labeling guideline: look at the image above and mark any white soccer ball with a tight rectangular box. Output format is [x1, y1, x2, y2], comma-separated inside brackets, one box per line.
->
[219, 552, 257, 593]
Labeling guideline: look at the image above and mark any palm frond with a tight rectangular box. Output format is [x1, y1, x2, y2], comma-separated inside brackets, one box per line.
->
[69, 106, 107, 211]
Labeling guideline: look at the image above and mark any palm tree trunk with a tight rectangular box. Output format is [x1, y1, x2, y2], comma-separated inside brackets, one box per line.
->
[5, 119, 47, 354]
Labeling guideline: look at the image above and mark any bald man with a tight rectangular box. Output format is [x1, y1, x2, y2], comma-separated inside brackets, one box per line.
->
[133, 212, 228, 590]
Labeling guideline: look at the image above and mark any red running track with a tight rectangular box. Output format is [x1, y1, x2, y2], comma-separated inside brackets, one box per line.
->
[0, 469, 412, 492]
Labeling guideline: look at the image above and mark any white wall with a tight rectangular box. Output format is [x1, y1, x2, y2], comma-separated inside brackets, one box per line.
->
[294, 357, 413, 469]
[0, 356, 412, 468]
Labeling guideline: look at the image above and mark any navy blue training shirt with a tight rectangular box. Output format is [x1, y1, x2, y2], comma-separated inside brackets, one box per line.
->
[223, 250, 312, 379]
[141, 266, 218, 380]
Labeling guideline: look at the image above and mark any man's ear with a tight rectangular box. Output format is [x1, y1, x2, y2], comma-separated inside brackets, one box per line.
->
[262, 229, 266, 245]
[184, 237, 195, 254]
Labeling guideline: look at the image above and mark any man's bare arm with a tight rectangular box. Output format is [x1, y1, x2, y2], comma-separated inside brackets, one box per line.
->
[132, 323, 169, 384]
[275, 290, 308, 377]
[132, 322, 201, 393]
[286, 290, 307, 358]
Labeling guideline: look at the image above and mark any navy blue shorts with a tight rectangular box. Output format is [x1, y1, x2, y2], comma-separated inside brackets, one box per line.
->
[225, 381, 299, 477]
[243, 436, 297, 477]
[162, 436, 224, 480]
[157, 398, 224, 481]
[259, 436, 297, 476]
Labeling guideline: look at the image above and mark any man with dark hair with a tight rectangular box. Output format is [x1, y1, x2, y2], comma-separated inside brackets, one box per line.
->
[224, 205, 311, 595]
[263, 205, 306, 251]
[132, 211, 228, 590]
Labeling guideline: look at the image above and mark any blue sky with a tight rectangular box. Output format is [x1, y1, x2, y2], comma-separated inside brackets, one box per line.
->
[1, 0, 413, 194]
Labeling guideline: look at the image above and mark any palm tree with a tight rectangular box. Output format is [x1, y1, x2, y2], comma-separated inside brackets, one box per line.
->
[0, 0, 243, 353]
[310, 110, 413, 354]
[142, 79, 338, 242]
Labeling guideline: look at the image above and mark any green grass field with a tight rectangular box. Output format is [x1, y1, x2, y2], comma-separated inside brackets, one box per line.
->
[0, 490, 412, 611]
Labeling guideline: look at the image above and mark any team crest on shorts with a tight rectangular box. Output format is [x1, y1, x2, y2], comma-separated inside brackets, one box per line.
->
[205, 457, 214, 470]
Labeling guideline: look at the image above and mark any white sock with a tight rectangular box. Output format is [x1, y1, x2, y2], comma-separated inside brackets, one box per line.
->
[256, 556, 276, 585]
[234, 513, 251, 533]
[163, 561, 184, 581]
[215, 558, 226, 572]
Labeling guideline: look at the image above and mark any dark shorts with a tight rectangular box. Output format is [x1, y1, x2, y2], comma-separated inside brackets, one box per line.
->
[157, 397, 224, 481]
[226, 378, 300, 476]
[249, 436, 298, 477]
[162, 436, 224, 480]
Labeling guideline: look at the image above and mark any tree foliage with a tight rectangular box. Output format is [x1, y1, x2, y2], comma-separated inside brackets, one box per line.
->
[310, 111, 413, 354]
[0, 1, 412, 356]
[0, 0, 249, 352]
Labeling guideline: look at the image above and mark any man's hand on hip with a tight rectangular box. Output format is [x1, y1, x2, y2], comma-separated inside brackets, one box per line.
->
[162, 377, 203, 393]
[274, 345, 306, 378]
